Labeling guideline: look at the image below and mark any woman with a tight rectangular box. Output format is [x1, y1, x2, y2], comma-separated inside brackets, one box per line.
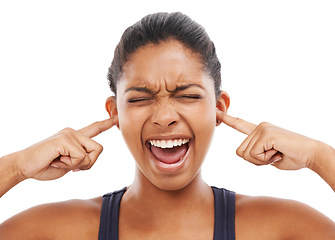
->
[0, 12, 334, 239]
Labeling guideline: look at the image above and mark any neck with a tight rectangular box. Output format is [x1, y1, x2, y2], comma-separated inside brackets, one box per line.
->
[119, 168, 215, 237]
[123, 168, 213, 217]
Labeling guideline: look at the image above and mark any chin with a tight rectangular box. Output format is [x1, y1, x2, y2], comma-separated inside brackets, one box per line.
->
[154, 178, 194, 192]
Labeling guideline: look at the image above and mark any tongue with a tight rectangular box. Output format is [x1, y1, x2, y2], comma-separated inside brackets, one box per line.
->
[150, 144, 188, 164]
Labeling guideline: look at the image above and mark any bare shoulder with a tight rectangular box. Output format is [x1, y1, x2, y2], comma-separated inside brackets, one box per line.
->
[0, 196, 103, 240]
[235, 193, 335, 240]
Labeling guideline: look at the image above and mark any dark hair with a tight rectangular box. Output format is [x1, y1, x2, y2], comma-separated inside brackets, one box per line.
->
[107, 12, 221, 99]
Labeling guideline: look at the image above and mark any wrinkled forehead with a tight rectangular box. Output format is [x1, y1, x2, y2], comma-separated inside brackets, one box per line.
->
[117, 40, 210, 94]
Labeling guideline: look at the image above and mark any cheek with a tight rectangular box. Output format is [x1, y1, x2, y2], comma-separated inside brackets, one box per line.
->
[184, 100, 216, 156]
[182, 98, 217, 129]
[117, 106, 148, 145]
[117, 107, 147, 164]
[195, 107, 216, 141]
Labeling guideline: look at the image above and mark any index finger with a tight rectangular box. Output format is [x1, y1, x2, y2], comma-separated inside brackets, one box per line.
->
[217, 110, 256, 135]
[78, 116, 118, 138]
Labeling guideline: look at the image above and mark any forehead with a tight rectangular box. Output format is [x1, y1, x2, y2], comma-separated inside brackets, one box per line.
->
[118, 40, 212, 93]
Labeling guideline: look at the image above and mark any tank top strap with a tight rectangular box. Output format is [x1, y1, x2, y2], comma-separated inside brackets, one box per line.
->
[98, 187, 127, 240]
[212, 186, 236, 240]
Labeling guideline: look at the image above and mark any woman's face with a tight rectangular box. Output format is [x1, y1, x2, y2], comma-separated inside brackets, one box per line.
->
[112, 40, 225, 191]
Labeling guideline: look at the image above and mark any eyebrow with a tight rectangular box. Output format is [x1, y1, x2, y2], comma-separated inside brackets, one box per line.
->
[170, 84, 204, 93]
[125, 86, 156, 94]
[125, 83, 204, 94]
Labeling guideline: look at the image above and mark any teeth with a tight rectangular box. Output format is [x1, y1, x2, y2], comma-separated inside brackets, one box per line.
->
[149, 138, 190, 149]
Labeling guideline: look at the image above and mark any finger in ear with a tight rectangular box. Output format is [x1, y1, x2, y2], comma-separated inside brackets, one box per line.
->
[215, 91, 230, 126]
[216, 91, 230, 113]
[105, 96, 118, 118]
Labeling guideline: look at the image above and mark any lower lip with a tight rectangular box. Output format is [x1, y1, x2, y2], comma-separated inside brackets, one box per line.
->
[146, 141, 192, 173]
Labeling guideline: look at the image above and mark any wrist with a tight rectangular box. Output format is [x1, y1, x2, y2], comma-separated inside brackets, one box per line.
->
[309, 141, 335, 191]
[0, 153, 26, 197]
[1, 152, 26, 184]
[309, 141, 334, 170]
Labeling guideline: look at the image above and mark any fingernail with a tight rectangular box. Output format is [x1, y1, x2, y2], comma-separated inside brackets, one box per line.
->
[271, 157, 282, 165]
[51, 164, 60, 168]
[72, 169, 81, 172]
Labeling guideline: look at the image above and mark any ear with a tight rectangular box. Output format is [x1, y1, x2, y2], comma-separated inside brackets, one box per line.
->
[216, 91, 230, 126]
[105, 96, 119, 128]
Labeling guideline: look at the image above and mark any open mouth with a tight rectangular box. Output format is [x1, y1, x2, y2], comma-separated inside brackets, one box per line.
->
[147, 138, 190, 165]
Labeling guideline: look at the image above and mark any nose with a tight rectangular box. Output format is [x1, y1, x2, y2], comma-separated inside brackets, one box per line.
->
[151, 101, 180, 128]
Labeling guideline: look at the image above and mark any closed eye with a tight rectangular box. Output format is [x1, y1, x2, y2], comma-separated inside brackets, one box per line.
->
[176, 95, 202, 99]
[127, 98, 152, 103]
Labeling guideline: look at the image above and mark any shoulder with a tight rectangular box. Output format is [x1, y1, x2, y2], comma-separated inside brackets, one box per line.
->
[0, 196, 103, 240]
[235, 194, 335, 240]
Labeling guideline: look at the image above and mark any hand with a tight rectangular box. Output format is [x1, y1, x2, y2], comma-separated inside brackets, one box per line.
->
[217, 110, 323, 170]
[14, 117, 117, 181]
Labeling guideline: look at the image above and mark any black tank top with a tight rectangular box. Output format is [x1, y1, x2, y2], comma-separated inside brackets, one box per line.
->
[98, 186, 235, 240]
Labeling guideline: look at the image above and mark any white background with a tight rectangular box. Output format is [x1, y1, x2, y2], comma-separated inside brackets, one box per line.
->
[1, 0, 334, 223]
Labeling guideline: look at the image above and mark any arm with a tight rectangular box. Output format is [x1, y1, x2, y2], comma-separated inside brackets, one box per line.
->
[0, 117, 116, 198]
[217, 112, 335, 237]
[217, 110, 335, 192]
[0, 117, 117, 238]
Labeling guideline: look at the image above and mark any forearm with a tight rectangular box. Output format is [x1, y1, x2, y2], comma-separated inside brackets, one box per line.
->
[310, 141, 335, 192]
[0, 153, 24, 198]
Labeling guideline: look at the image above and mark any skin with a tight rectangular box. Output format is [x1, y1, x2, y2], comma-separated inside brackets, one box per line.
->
[0, 39, 335, 239]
